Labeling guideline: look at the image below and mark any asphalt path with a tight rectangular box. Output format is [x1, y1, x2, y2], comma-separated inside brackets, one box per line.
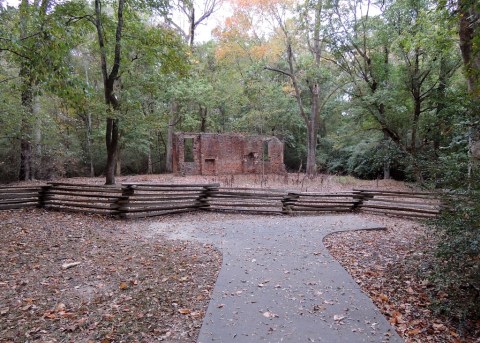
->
[150, 215, 403, 343]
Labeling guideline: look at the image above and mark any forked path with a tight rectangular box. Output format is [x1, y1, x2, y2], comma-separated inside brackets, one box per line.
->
[150, 215, 402, 343]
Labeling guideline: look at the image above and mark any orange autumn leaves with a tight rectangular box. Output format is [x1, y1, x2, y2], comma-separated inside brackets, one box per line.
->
[213, 0, 286, 62]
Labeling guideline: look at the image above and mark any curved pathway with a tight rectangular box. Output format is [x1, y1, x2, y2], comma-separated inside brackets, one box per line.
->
[150, 215, 402, 343]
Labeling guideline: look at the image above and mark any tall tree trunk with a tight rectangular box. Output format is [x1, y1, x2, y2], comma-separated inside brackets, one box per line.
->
[147, 145, 153, 174]
[305, 1, 323, 177]
[84, 113, 95, 177]
[458, 0, 480, 174]
[83, 61, 95, 177]
[459, 0, 480, 96]
[165, 102, 178, 173]
[115, 146, 121, 176]
[95, 0, 125, 185]
[18, 0, 33, 181]
[33, 96, 42, 179]
[105, 118, 119, 184]
[19, 80, 33, 181]
[305, 121, 318, 176]
[189, 7, 195, 47]
[383, 132, 391, 180]
[199, 105, 207, 132]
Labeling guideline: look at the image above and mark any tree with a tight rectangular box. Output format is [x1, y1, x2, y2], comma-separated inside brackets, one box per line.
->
[458, 0, 480, 171]
[92, 0, 125, 185]
[328, 0, 460, 181]
[234, 0, 338, 176]
[165, 0, 223, 47]
[0, 0, 81, 180]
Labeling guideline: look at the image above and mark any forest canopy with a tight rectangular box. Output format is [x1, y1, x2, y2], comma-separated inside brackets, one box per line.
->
[0, 0, 478, 185]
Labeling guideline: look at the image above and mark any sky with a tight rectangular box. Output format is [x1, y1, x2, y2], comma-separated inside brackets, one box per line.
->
[2, 0, 232, 43]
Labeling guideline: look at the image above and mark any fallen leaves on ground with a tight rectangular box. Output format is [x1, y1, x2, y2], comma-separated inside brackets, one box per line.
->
[324, 214, 479, 343]
[0, 209, 221, 342]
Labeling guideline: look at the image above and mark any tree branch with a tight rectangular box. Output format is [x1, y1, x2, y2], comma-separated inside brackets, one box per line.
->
[264, 66, 292, 78]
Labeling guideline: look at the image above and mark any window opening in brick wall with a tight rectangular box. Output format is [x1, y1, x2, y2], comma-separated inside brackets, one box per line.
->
[184, 138, 194, 162]
[262, 141, 269, 161]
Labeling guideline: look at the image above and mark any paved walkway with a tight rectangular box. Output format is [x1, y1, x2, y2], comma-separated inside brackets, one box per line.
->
[150, 215, 402, 343]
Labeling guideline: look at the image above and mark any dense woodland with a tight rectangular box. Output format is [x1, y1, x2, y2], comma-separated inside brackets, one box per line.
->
[1, 0, 479, 326]
[0, 0, 478, 185]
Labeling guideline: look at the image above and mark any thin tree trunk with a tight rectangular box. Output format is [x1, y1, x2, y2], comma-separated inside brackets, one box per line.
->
[199, 105, 207, 132]
[383, 132, 391, 180]
[19, 81, 33, 181]
[115, 145, 121, 176]
[147, 145, 153, 174]
[165, 102, 178, 173]
[306, 121, 318, 176]
[105, 118, 119, 184]
[33, 96, 42, 179]
[18, 0, 33, 181]
[85, 113, 95, 177]
[189, 7, 195, 47]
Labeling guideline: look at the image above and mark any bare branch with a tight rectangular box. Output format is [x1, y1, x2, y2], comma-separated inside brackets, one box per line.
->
[264, 66, 292, 78]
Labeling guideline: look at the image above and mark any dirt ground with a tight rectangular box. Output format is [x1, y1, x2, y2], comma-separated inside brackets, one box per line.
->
[1, 174, 478, 342]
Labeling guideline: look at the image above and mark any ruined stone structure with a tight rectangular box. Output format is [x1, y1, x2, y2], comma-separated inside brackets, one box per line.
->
[172, 133, 285, 176]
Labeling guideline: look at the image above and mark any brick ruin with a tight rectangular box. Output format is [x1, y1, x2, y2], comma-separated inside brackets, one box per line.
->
[172, 133, 285, 176]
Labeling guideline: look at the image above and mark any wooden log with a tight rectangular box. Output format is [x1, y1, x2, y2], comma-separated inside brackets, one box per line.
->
[0, 203, 38, 210]
[0, 191, 39, 198]
[0, 187, 42, 193]
[47, 185, 122, 193]
[44, 201, 118, 210]
[206, 207, 283, 214]
[44, 197, 117, 204]
[361, 209, 437, 218]
[290, 199, 358, 205]
[361, 198, 440, 206]
[291, 206, 352, 212]
[117, 198, 200, 205]
[44, 206, 116, 215]
[122, 183, 219, 189]
[118, 204, 201, 213]
[354, 189, 440, 198]
[207, 202, 281, 208]
[120, 201, 198, 208]
[44, 190, 122, 199]
[121, 208, 196, 219]
[210, 192, 286, 198]
[217, 187, 288, 193]
[361, 204, 440, 215]
[0, 197, 38, 204]
[126, 193, 203, 199]
[289, 192, 355, 197]
[48, 182, 120, 188]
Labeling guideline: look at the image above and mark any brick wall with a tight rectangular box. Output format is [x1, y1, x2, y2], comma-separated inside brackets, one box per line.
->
[173, 133, 285, 176]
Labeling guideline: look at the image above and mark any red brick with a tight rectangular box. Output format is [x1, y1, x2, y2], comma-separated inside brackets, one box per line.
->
[172, 133, 285, 176]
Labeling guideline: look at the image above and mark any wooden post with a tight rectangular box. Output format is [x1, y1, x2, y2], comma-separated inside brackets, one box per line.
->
[38, 185, 52, 208]
[199, 183, 219, 211]
[282, 192, 299, 215]
[117, 184, 135, 218]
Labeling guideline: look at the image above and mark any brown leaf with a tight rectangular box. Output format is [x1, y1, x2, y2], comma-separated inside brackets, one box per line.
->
[178, 308, 191, 315]
[119, 282, 129, 290]
[62, 262, 80, 270]
[407, 328, 421, 336]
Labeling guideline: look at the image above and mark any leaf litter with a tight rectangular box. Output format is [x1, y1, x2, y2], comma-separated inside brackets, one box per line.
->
[324, 214, 479, 343]
[0, 208, 221, 342]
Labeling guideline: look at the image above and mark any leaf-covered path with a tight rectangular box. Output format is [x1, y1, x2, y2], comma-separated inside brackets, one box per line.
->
[150, 215, 402, 343]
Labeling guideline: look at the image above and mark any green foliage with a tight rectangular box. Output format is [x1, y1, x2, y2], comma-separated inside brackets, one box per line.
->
[430, 187, 480, 322]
